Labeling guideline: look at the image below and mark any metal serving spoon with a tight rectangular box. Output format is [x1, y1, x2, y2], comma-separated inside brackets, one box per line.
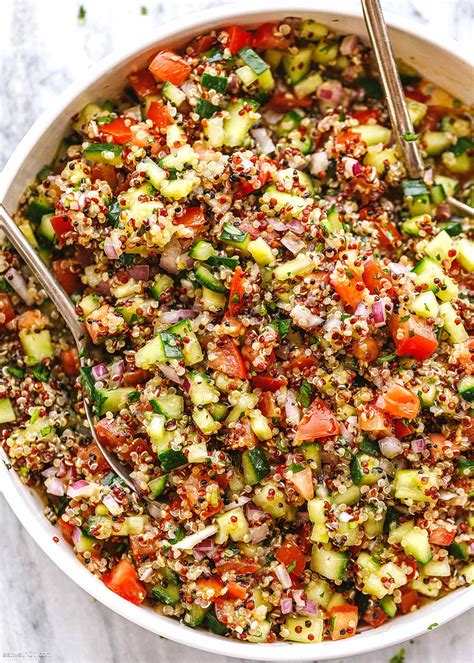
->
[0, 204, 137, 492]
[361, 0, 474, 217]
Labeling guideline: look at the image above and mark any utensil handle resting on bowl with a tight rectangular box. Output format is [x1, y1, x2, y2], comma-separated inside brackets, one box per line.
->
[0, 204, 85, 348]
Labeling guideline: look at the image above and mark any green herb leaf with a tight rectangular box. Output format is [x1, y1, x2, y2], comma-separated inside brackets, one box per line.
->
[286, 560, 297, 573]
[389, 648, 405, 663]
[402, 132, 419, 142]
[78, 5, 86, 21]
[169, 525, 185, 544]
[297, 379, 313, 408]
[32, 364, 50, 382]
[7, 366, 24, 378]
[140, 5, 148, 14]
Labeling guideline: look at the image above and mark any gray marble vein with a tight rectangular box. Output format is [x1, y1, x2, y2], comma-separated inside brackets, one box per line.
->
[0, 1, 472, 662]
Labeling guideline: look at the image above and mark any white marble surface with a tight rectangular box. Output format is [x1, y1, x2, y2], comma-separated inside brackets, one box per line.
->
[0, 1, 472, 661]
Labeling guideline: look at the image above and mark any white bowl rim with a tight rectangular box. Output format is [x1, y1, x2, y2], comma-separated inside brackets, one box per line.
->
[1, 1, 473, 660]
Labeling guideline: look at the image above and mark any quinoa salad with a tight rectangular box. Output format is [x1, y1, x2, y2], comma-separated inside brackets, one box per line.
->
[1, 18, 473, 645]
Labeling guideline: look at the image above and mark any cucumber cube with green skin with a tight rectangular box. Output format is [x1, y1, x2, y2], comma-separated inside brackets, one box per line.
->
[158, 448, 187, 472]
[387, 520, 415, 543]
[425, 230, 455, 263]
[162, 82, 187, 107]
[192, 408, 221, 435]
[439, 301, 468, 344]
[449, 541, 470, 561]
[84, 142, 123, 166]
[194, 265, 227, 294]
[168, 319, 203, 366]
[332, 485, 361, 506]
[26, 195, 54, 223]
[273, 254, 315, 280]
[422, 131, 453, 156]
[215, 506, 249, 544]
[456, 238, 474, 272]
[242, 447, 270, 485]
[363, 511, 385, 538]
[261, 187, 313, 220]
[401, 526, 432, 563]
[305, 579, 332, 607]
[380, 595, 397, 618]
[311, 545, 348, 580]
[186, 603, 210, 628]
[209, 402, 228, 421]
[300, 442, 321, 472]
[74, 530, 96, 553]
[95, 387, 135, 415]
[313, 41, 339, 64]
[204, 613, 229, 636]
[247, 619, 272, 643]
[430, 183, 447, 205]
[282, 615, 324, 643]
[187, 441, 208, 463]
[352, 124, 392, 146]
[253, 482, 291, 518]
[424, 559, 451, 576]
[362, 562, 407, 599]
[412, 257, 459, 301]
[236, 65, 258, 87]
[457, 455, 474, 476]
[393, 469, 439, 502]
[223, 99, 260, 147]
[293, 72, 323, 99]
[219, 223, 250, 251]
[406, 98, 427, 126]
[458, 375, 474, 402]
[264, 49, 284, 69]
[135, 332, 182, 369]
[434, 175, 459, 198]
[139, 157, 167, 189]
[19, 329, 54, 362]
[148, 475, 168, 498]
[409, 291, 439, 319]
[462, 563, 474, 584]
[188, 371, 220, 406]
[150, 394, 184, 419]
[298, 19, 329, 41]
[201, 286, 227, 311]
[282, 47, 313, 84]
[248, 237, 275, 266]
[409, 193, 432, 216]
[350, 453, 381, 485]
[189, 240, 215, 261]
[151, 581, 180, 605]
[411, 574, 442, 598]
[0, 398, 16, 424]
[401, 213, 433, 237]
[38, 213, 56, 244]
[149, 274, 173, 299]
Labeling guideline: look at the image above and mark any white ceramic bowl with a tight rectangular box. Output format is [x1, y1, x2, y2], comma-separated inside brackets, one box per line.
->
[1, 2, 473, 659]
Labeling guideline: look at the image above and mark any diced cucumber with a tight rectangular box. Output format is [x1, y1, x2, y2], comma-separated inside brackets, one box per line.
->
[387, 520, 415, 544]
[194, 265, 226, 293]
[450, 540, 470, 561]
[430, 183, 446, 205]
[442, 150, 473, 174]
[151, 581, 180, 606]
[418, 382, 437, 407]
[160, 178, 197, 201]
[261, 186, 312, 219]
[258, 68, 275, 92]
[248, 410, 273, 441]
[209, 402, 228, 421]
[135, 331, 183, 369]
[425, 230, 455, 263]
[305, 578, 332, 607]
[424, 559, 451, 576]
[253, 482, 291, 518]
[223, 99, 260, 147]
[186, 603, 210, 628]
[301, 442, 321, 472]
[74, 530, 96, 553]
[458, 375, 474, 402]
[187, 441, 208, 463]
[247, 619, 272, 643]
[364, 146, 397, 173]
[277, 109, 304, 136]
[189, 240, 215, 261]
[84, 142, 123, 166]
[139, 157, 167, 189]
[293, 72, 323, 99]
[409, 193, 432, 216]
[401, 526, 432, 564]
[149, 273, 173, 299]
[26, 195, 54, 223]
[19, 220, 39, 248]
[236, 65, 258, 87]
[311, 545, 348, 580]
[204, 613, 229, 636]
[219, 223, 250, 251]
[456, 238, 474, 272]
[332, 485, 361, 506]
[274, 254, 315, 280]
[188, 371, 219, 405]
[37, 213, 56, 244]
[158, 448, 187, 472]
[195, 98, 220, 119]
[411, 574, 441, 598]
[393, 469, 439, 503]
[201, 286, 226, 311]
[168, 319, 204, 366]
[406, 98, 427, 126]
[313, 41, 339, 64]
[162, 81, 187, 106]
[362, 562, 407, 599]
[215, 506, 249, 544]
[160, 145, 198, 172]
[402, 214, 432, 237]
[412, 257, 459, 302]
[298, 19, 328, 41]
[283, 47, 313, 84]
[350, 453, 381, 486]
[150, 394, 184, 419]
[409, 291, 439, 319]
[19, 329, 54, 362]
[363, 511, 385, 538]
[282, 615, 323, 643]
[439, 301, 468, 344]
[148, 474, 168, 498]
[463, 563, 474, 584]
[0, 398, 16, 424]
[434, 175, 459, 198]
[422, 131, 453, 156]
[95, 387, 134, 415]
[242, 446, 270, 485]
[380, 595, 397, 618]
[439, 220, 463, 237]
[192, 407, 220, 435]
[203, 116, 225, 148]
[352, 124, 391, 146]
[248, 237, 274, 266]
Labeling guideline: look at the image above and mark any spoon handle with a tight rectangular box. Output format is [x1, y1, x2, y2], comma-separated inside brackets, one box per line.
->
[361, 0, 425, 178]
[0, 205, 85, 348]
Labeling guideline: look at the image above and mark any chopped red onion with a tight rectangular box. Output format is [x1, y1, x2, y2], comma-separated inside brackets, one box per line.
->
[157, 362, 182, 384]
[96, 280, 110, 296]
[388, 262, 409, 276]
[292, 589, 305, 609]
[110, 360, 125, 385]
[280, 597, 293, 615]
[317, 80, 344, 107]
[5, 267, 34, 305]
[372, 300, 387, 326]
[291, 304, 323, 330]
[147, 501, 163, 519]
[271, 220, 289, 232]
[262, 109, 284, 125]
[223, 496, 252, 512]
[286, 219, 304, 235]
[126, 264, 149, 282]
[250, 523, 270, 543]
[172, 524, 218, 550]
[245, 501, 265, 524]
[340, 422, 354, 444]
[355, 302, 370, 319]
[104, 236, 121, 260]
[72, 526, 82, 546]
[67, 480, 100, 499]
[470, 542, 474, 555]
[41, 466, 57, 478]
[192, 537, 218, 561]
[299, 600, 318, 616]
[379, 436, 403, 459]
[160, 309, 197, 324]
[310, 150, 329, 175]
[275, 563, 292, 589]
[411, 438, 426, 453]
[159, 237, 182, 274]
[281, 232, 305, 255]
[340, 34, 359, 55]
[251, 128, 276, 155]
[92, 363, 109, 381]
[45, 476, 65, 497]
[102, 493, 123, 516]
[285, 389, 301, 426]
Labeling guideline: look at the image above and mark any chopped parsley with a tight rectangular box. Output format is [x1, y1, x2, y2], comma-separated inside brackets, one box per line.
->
[78, 4, 86, 21]
[389, 649, 405, 663]
[402, 132, 419, 142]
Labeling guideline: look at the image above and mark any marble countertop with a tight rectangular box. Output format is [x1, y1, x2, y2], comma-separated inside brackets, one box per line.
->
[0, 1, 472, 662]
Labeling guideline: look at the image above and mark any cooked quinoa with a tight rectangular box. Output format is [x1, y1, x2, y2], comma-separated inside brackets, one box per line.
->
[1, 18, 473, 644]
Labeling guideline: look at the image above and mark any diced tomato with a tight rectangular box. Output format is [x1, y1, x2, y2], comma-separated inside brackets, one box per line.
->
[59, 517, 75, 545]
[216, 560, 261, 575]
[399, 587, 419, 614]
[358, 403, 392, 434]
[184, 467, 223, 520]
[60, 347, 80, 377]
[276, 540, 307, 579]
[429, 526, 456, 547]
[287, 354, 316, 372]
[215, 597, 235, 624]
[376, 382, 420, 420]
[258, 391, 281, 421]
[129, 532, 160, 562]
[389, 314, 438, 361]
[238, 160, 272, 195]
[102, 117, 132, 145]
[52, 259, 83, 295]
[394, 419, 415, 438]
[329, 605, 359, 640]
[146, 100, 173, 128]
[123, 368, 150, 387]
[334, 130, 360, 152]
[208, 336, 248, 379]
[287, 466, 314, 501]
[351, 109, 381, 124]
[128, 68, 157, 99]
[330, 266, 367, 310]
[268, 92, 313, 112]
[404, 87, 429, 103]
[196, 576, 224, 601]
[352, 337, 380, 363]
[0, 293, 15, 327]
[221, 316, 245, 337]
[174, 206, 207, 233]
[226, 581, 247, 600]
[251, 374, 286, 392]
[241, 337, 276, 373]
[91, 163, 118, 189]
[224, 417, 257, 450]
[253, 22, 293, 49]
[96, 418, 132, 449]
[224, 25, 254, 53]
[363, 604, 388, 627]
[376, 218, 402, 248]
[102, 559, 146, 605]
[189, 34, 215, 55]
[362, 261, 395, 297]
[50, 214, 73, 245]
[295, 399, 340, 442]
[16, 309, 46, 330]
[149, 50, 191, 85]
[77, 442, 110, 473]
[228, 267, 246, 316]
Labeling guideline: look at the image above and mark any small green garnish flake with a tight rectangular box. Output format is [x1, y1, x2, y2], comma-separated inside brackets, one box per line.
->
[7, 366, 24, 378]
[286, 560, 297, 573]
[29, 407, 41, 425]
[377, 353, 397, 364]
[389, 648, 405, 663]
[428, 622, 438, 630]
[32, 364, 50, 382]
[297, 379, 313, 408]
[402, 132, 419, 142]
[127, 390, 141, 404]
[78, 4, 86, 21]
[169, 525, 185, 544]
[140, 5, 148, 14]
